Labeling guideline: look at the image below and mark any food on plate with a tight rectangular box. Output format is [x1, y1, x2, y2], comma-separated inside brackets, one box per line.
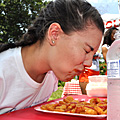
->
[40, 96, 107, 115]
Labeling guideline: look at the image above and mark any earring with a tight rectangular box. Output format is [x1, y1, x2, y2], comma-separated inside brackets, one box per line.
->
[52, 40, 55, 44]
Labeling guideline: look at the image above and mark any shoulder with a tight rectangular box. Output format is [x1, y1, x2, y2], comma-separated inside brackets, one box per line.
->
[0, 47, 21, 61]
[102, 45, 109, 54]
[102, 44, 110, 49]
[0, 47, 21, 76]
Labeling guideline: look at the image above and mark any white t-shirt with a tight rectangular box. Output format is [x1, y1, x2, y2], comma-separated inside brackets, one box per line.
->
[102, 44, 110, 50]
[0, 47, 58, 114]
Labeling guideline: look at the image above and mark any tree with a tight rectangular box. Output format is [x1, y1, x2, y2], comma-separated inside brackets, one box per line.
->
[0, 0, 48, 43]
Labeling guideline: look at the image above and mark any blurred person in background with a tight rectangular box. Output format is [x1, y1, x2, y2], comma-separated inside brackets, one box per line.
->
[102, 27, 118, 74]
[102, 27, 118, 62]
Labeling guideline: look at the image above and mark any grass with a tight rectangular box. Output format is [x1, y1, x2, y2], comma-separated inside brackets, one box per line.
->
[48, 87, 63, 101]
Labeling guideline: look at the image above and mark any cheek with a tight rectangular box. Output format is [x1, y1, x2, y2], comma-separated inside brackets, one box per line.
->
[70, 47, 86, 64]
[72, 52, 85, 65]
[52, 45, 86, 80]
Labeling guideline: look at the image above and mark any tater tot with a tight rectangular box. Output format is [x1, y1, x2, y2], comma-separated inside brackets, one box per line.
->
[94, 106, 104, 115]
[85, 108, 97, 115]
[63, 96, 74, 103]
[40, 96, 107, 115]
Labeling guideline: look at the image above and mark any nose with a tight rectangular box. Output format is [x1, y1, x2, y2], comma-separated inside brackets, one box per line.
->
[83, 52, 94, 67]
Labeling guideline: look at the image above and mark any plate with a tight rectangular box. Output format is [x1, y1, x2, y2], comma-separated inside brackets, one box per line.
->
[34, 99, 107, 118]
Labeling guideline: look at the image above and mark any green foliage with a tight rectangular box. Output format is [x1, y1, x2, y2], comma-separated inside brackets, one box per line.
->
[0, 0, 48, 43]
[58, 80, 65, 87]
[48, 87, 63, 101]
[99, 62, 107, 75]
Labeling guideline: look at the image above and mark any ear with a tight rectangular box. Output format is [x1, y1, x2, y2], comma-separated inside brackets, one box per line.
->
[47, 23, 63, 46]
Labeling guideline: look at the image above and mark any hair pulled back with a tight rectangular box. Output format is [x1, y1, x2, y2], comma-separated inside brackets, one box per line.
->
[102, 27, 118, 46]
[0, 0, 104, 52]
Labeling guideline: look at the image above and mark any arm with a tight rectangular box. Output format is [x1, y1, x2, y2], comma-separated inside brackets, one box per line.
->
[102, 47, 108, 63]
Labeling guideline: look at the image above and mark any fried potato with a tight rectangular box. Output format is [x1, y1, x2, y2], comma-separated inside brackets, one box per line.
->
[94, 106, 104, 115]
[63, 96, 74, 103]
[90, 98, 101, 105]
[85, 108, 97, 115]
[40, 96, 107, 115]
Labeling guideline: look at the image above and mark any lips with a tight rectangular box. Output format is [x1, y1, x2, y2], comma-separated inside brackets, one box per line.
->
[75, 72, 82, 76]
[74, 68, 85, 76]
[63, 68, 85, 82]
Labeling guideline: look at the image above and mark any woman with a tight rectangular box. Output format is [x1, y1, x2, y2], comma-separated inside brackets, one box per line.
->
[102, 27, 118, 62]
[0, 0, 104, 114]
[102, 27, 118, 75]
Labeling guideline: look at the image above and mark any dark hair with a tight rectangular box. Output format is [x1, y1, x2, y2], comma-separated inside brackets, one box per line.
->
[0, 0, 104, 53]
[102, 27, 118, 46]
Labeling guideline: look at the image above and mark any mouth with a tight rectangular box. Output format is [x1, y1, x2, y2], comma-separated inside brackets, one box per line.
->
[74, 68, 85, 76]
[75, 72, 82, 76]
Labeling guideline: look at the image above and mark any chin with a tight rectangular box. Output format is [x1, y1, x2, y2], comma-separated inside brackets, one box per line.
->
[61, 77, 73, 82]
[58, 74, 75, 82]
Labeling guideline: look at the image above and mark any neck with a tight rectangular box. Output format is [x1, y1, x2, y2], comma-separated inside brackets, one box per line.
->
[21, 42, 50, 83]
[35, 73, 47, 83]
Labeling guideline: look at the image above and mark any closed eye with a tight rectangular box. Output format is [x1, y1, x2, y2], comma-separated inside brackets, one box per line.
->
[87, 44, 94, 51]
[84, 43, 94, 54]
[84, 48, 89, 54]
[85, 50, 89, 53]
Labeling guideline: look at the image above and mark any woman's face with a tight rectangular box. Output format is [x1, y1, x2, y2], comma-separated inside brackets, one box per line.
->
[49, 24, 102, 82]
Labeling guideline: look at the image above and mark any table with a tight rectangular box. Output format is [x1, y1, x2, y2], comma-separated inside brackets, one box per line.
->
[62, 80, 82, 97]
[0, 95, 107, 120]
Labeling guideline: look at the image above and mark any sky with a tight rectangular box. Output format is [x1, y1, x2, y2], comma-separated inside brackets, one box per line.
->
[45, 0, 119, 14]
[87, 0, 119, 14]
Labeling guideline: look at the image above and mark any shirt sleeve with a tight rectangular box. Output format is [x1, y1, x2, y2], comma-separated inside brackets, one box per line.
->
[0, 77, 4, 100]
